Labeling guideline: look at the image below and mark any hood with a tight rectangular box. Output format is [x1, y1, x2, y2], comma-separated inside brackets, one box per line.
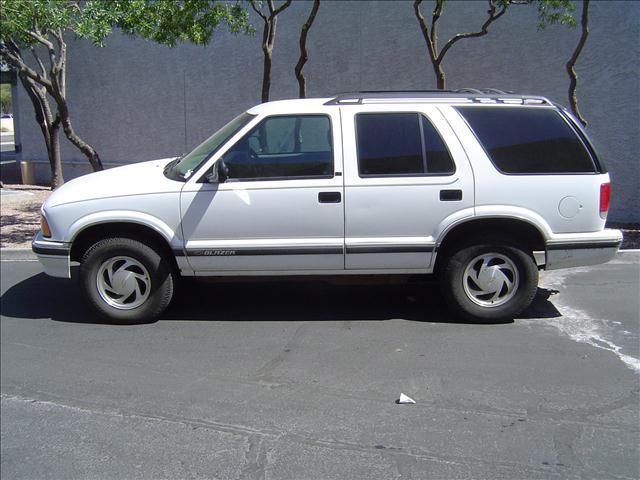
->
[44, 158, 182, 208]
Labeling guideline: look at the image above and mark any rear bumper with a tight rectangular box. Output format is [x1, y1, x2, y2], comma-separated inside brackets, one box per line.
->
[544, 229, 623, 270]
[32, 232, 71, 278]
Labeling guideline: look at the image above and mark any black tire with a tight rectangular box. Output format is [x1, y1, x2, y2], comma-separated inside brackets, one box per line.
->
[439, 240, 538, 322]
[79, 237, 176, 324]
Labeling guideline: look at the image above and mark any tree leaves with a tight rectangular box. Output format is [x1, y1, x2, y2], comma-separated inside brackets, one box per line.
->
[0, 0, 253, 50]
[535, 0, 577, 30]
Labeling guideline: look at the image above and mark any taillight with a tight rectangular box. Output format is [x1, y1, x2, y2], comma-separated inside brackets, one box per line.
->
[599, 182, 611, 219]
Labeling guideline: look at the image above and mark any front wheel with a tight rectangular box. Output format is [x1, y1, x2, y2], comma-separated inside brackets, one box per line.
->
[79, 237, 176, 324]
[439, 241, 538, 322]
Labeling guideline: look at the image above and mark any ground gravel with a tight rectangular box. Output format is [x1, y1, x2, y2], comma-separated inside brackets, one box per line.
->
[1, 185, 51, 249]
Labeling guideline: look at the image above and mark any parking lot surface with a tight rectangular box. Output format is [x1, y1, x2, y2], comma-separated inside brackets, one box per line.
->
[1, 253, 638, 479]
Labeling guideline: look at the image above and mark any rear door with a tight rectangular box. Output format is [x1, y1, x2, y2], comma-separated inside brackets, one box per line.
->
[341, 105, 474, 271]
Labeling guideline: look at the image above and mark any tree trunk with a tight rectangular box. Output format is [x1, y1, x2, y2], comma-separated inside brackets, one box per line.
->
[566, 0, 589, 127]
[260, 12, 276, 104]
[435, 64, 446, 90]
[18, 72, 65, 188]
[55, 96, 103, 171]
[46, 36, 104, 172]
[251, 0, 292, 103]
[3, 33, 104, 176]
[414, 0, 506, 91]
[60, 122, 103, 172]
[261, 45, 272, 103]
[295, 0, 320, 99]
[49, 123, 64, 189]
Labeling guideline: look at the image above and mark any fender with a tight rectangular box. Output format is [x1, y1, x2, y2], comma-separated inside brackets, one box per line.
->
[67, 210, 178, 246]
[434, 205, 554, 249]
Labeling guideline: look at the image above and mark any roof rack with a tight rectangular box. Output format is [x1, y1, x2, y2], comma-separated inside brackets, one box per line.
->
[456, 88, 513, 95]
[324, 89, 550, 106]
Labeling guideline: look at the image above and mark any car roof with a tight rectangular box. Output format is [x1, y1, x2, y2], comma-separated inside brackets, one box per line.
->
[247, 90, 554, 115]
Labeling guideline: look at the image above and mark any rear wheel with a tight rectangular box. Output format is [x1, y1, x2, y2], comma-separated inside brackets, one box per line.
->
[79, 237, 176, 324]
[439, 240, 538, 321]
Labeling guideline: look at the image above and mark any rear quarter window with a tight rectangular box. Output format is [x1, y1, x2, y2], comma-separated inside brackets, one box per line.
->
[455, 106, 597, 174]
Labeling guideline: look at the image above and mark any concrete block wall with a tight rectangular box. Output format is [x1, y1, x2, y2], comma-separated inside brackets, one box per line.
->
[16, 0, 639, 222]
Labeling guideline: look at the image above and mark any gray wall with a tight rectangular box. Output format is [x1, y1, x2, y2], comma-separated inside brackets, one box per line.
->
[17, 0, 639, 222]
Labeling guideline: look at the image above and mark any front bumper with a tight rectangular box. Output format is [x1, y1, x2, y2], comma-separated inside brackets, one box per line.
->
[32, 231, 71, 278]
[544, 228, 623, 270]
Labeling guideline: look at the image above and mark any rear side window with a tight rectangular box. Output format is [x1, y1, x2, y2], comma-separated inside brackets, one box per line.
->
[456, 106, 596, 174]
[356, 113, 455, 176]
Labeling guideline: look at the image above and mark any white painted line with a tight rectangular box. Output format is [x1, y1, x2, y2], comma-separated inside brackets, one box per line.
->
[535, 268, 640, 374]
[552, 304, 640, 373]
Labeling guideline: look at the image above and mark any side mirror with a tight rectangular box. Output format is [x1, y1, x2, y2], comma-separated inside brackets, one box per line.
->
[204, 160, 229, 183]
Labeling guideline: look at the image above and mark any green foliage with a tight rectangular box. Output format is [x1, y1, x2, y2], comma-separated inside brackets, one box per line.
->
[0, 0, 114, 46]
[116, 0, 253, 47]
[0, 0, 252, 49]
[0, 84, 11, 113]
[535, 0, 577, 29]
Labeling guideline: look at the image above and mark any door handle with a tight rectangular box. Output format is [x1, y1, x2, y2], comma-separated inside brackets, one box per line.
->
[440, 189, 462, 201]
[318, 192, 341, 203]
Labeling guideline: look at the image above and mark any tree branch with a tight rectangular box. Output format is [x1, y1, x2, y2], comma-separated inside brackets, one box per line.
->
[25, 29, 60, 76]
[249, 0, 268, 22]
[25, 29, 55, 53]
[436, 0, 507, 64]
[53, 28, 67, 96]
[566, 0, 589, 126]
[295, 0, 320, 98]
[29, 46, 48, 79]
[271, 0, 293, 17]
[0, 41, 53, 88]
[413, 0, 438, 65]
[430, 0, 443, 53]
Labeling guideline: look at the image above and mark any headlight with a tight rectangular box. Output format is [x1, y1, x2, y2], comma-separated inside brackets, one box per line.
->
[40, 215, 52, 238]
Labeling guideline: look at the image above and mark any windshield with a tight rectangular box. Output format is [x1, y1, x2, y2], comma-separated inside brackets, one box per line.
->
[169, 112, 255, 179]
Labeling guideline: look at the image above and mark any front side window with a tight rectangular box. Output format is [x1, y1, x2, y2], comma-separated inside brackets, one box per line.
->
[171, 112, 254, 179]
[455, 106, 596, 174]
[222, 115, 333, 180]
[355, 113, 455, 176]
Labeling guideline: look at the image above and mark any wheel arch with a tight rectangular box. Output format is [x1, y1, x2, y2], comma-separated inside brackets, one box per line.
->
[433, 216, 547, 273]
[70, 220, 179, 272]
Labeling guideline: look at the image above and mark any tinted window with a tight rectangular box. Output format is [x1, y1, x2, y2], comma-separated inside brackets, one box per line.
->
[421, 115, 455, 174]
[456, 107, 596, 174]
[356, 113, 454, 176]
[223, 115, 333, 179]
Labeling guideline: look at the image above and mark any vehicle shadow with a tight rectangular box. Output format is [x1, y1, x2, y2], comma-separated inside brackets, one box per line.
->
[1, 270, 562, 325]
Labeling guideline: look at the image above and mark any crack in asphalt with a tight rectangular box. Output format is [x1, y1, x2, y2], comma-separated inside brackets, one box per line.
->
[251, 322, 311, 385]
[239, 435, 268, 480]
[552, 424, 583, 469]
[0, 392, 574, 477]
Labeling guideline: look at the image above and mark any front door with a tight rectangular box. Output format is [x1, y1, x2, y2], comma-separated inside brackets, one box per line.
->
[180, 111, 345, 273]
[340, 105, 474, 271]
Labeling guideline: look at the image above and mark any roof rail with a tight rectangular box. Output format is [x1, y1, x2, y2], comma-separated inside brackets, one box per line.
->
[324, 89, 550, 106]
[355, 89, 458, 94]
[455, 88, 513, 95]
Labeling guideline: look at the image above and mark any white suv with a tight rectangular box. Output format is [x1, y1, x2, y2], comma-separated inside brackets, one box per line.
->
[33, 91, 622, 323]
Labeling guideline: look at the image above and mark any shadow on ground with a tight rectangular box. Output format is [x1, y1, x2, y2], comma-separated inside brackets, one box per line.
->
[1, 268, 562, 326]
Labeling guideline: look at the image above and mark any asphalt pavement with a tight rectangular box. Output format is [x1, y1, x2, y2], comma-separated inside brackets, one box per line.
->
[1, 253, 638, 479]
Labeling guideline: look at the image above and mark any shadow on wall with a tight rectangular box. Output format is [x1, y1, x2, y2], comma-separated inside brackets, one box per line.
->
[0, 268, 561, 325]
